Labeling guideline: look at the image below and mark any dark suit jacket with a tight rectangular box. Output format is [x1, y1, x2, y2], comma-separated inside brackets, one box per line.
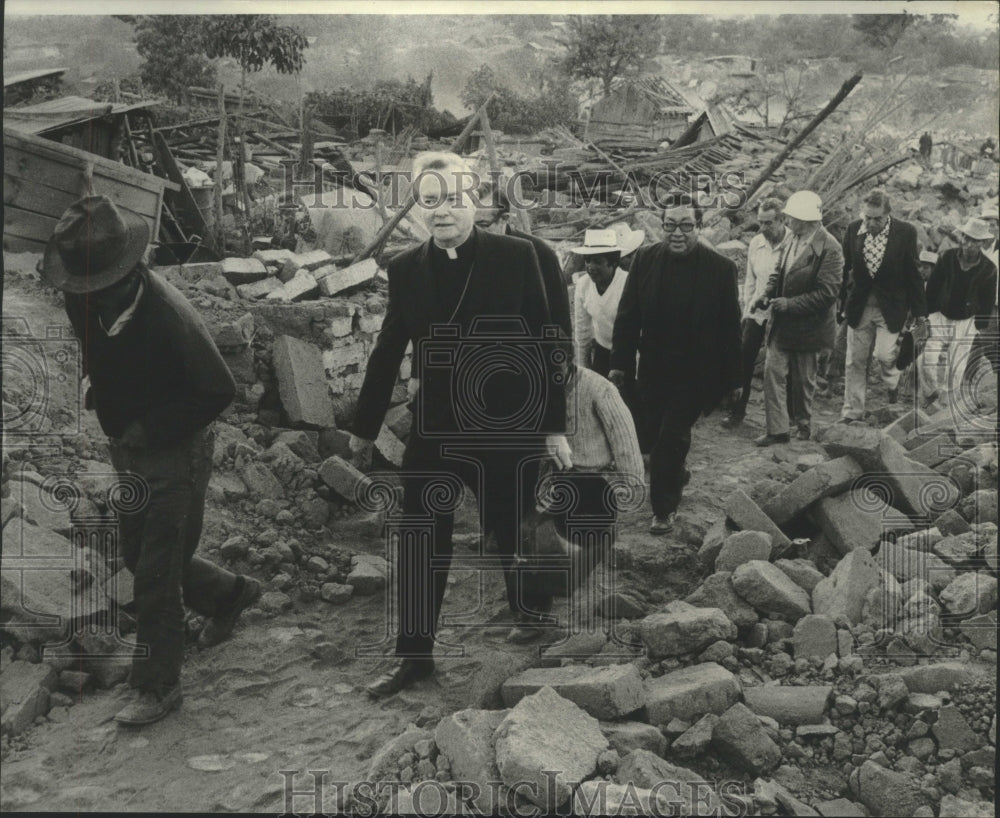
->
[352, 228, 565, 440]
[842, 217, 927, 333]
[765, 226, 844, 352]
[926, 248, 998, 327]
[508, 227, 572, 339]
[610, 241, 742, 414]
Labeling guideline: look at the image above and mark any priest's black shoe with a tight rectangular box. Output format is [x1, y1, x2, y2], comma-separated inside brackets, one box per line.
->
[365, 658, 435, 698]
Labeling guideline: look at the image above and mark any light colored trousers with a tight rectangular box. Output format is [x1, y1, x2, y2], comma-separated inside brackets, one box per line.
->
[764, 341, 818, 435]
[842, 301, 901, 420]
[920, 312, 978, 406]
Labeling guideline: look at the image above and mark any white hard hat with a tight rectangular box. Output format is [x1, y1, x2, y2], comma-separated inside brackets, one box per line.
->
[783, 190, 823, 221]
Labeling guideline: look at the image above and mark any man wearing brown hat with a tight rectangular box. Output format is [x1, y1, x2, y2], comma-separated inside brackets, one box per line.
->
[42, 195, 261, 726]
[922, 217, 999, 412]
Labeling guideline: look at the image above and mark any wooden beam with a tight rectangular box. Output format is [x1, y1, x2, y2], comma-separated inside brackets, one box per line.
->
[215, 84, 226, 251]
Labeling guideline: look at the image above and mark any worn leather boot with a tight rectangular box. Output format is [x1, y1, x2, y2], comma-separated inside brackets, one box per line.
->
[365, 658, 435, 698]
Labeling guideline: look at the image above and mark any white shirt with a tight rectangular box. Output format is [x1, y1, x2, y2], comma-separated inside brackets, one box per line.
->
[574, 267, 628, 366]
[744, 229, 787, 324]
[100, 280, 145, 337]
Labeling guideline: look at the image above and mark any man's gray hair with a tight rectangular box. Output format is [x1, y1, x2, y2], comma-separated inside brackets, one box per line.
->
[411, 151, 477, 198]
[758, 197, 785, 216]
[863, 188, 892, 214]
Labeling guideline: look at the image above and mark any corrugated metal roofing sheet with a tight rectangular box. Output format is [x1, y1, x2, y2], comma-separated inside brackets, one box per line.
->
[3, 95, 163, 135]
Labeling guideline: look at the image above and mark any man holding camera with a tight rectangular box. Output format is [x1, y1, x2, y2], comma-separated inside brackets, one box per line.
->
[754, 190, 844, 446]
[350, 152, 572, 697]
[609, 199, 742, 535]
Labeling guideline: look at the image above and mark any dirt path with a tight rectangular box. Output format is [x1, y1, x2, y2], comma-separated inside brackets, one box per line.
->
[0, 270, 852, 813]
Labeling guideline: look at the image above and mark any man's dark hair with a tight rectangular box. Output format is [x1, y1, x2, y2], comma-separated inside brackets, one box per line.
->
[863, 189, 892, 214]
[586, 250, 621, 268]
[663, 194, 703, 227]
[476, 182, 511, 215]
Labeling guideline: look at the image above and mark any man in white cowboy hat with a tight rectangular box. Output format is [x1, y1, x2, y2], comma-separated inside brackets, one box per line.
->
[919, 250, 939, 282]
[981, 204, 999, 269]
[753, 190, 843, 446]
[41, 195, 261, 726]
[569, 226, 644, 378]
[923, 217, 999, 410]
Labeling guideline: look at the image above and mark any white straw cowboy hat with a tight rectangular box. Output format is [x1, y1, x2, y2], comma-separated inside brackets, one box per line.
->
[980, 205, 999, 220]
[783, 190, 823, 222]
[570, 227, 638, 256]
[606, 222, 645, 257]
[919, 250, 939, 265]
[42, 195, 149, 294]
[957, 218, 993, 241]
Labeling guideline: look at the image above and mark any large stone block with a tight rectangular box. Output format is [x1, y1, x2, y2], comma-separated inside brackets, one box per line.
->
[849, 760, 929, 818]
[501, 664, 645, 720]
[638, 607, 737, 658]
[434, 708, 506, 814]
[266, 270, 319, 302]
[715, 531, 771, 572]
[220, 256, 268, 283]
[763, 456, 863, 526]
[877, 542, 957, 591]
[731, 561, 811, 622]
[939, 572, 997, 618]
[684, 572, 759, 629]
[237, 277, 282, 300]
[317, 257, 379, 297]
[792, 615, 837, 660]
[743, 684, 832, 725]
[0, 519, 74, 641]
[493, 686, 608, 811]
[811, 492, 913, 555]
[292, 249, 335, 272]
[811, 548, 879, 625]
[239, 462, 283, 500]
[711, 702, 781, 775]
[0, 660, 57, 737]
[612, 749, 719, 815]
[877, 435, 961, 519]
[883, 408, 932, 443]
[906, 434, 957, 468]
[724, 490, 791, 553]
[346, 554, 387, 595]
[774, 558, 824, 592]
[644, 662, 741, 726]
[272, 335, 336, 428]
[814, 423, 884, 471]
[891, 661, 983, 693]
[318, 455, 366, 502]
[573, 781, 681, 817]
[374, 425, 405, 468]
[598, 720, 667, 758]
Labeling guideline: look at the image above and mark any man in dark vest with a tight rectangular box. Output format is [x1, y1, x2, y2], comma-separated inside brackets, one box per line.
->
[350, 153, 571, 698]
[609, 199, 742, 534]
[42, 195, 260, 726]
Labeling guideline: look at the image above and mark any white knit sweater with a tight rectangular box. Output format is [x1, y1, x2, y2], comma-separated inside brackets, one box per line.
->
[573, 268, 628, 366]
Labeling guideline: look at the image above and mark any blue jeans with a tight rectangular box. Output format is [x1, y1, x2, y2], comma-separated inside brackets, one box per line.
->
[109, 426, 236, 692]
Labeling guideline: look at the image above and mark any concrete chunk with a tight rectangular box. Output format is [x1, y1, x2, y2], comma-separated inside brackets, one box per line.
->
[0, 660, 57, 737]
[878, 435, 961, 518]
[792, 615, 838, 660]
[644, 662, 741, 726]
[573, 781, 679, 817]
[877, 542, 957, 591]
[493, 686, 608, 811]
[715, 531, 772, 572]
[815, 423, 885, 471]
[598, 720, 667, 758]
[671, 713, 719, 758]
[811, 549, 879, 625]
[292, 249, 334, 272]
[374, 425, 405, 468]
[849, 760, 929, 817]
[743, 685, 832, 725]
[712, 702, 781, 774]
[0, 519, 74, 641]
[724, 490, 791, 553]
[774, 558, 824, 592]
[346, 554, 387, 595]
[684, 572, 759, 629]
[252, 248, 297, 270]
[939, 572, 997, 618]
[319, 455, 366, 501]
[317, 257, 379, 296]
[220, 256, 268, 283]
[434, 708, 506, 814]
[638, 607, 737, 658]
[236, 276, 282, 300]
[884, 408, 932, 443]
[732, 561, 811, 622]
[272, 335, 336, 428]
[502, 664, 645, 720]
[906, 434, 956, 468]
[612, 750, 719, 815]
[384, 402, 413, 440]
[763, 456, 863, 526]
[892, 661, 984, 693]
[267, 269, 318, 301]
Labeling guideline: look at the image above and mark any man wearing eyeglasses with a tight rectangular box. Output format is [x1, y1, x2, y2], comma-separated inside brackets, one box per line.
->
[609, 199, 742, 534]
[840, 189, 928, 422]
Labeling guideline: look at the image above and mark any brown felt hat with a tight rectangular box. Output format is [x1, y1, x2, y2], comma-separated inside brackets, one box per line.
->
[42, 195, 149, 293]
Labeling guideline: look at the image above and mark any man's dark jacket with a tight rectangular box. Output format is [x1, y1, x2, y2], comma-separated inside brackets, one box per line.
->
[610, 241, 742, 414]
[926, 248, 998, 328]
[842, 217, 927, 333]
[65, 268, 236, 449]
[352, 229, 565, 440]
[508, 227, 572, 339]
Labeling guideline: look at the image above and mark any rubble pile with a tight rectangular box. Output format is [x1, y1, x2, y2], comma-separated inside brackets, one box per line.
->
[345, 404, 996, 817]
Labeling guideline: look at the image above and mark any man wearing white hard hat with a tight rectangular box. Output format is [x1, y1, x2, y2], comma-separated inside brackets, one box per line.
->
[923, 217, 999, 412]
[839, 189, 928, 422]
[752, 190, 843, 445]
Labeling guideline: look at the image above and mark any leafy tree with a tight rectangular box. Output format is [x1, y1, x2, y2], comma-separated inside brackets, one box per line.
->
[559, 15, 662, 96]
[134, 16, 216, 103]
[461, 63, 577, 134]
[203, 15, 308, 112]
